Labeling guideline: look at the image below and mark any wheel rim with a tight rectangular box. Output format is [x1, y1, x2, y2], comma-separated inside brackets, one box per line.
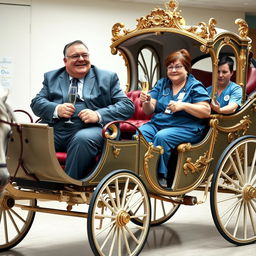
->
[211, 137, 256, 245]
[0, 196, 36, 251]
[88, 171, 151, 256]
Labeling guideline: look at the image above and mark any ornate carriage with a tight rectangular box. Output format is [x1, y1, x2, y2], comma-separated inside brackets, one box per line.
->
[1, 1, 256, 255]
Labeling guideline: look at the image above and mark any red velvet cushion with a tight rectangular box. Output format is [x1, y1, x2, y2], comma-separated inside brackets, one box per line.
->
[56, 152, 67, 165]
[120, 90, 152, 133]
[246, 67, 256, 95]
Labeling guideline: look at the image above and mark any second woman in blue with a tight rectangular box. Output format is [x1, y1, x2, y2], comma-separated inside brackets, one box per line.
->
[139, 49, 211, 187]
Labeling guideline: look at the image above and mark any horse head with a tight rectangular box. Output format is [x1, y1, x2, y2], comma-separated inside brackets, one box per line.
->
[0, 87, 15, 195]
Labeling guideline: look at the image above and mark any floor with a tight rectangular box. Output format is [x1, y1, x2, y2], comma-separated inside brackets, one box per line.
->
[0, 191, 255, 256]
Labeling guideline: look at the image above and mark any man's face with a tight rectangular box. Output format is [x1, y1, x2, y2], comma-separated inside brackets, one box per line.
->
[64, 43, 91, 78]
[217, 63, 233, 88]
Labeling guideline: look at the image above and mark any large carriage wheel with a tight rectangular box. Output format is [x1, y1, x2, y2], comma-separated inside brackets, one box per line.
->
[87, 170, 151, 256]
[210, 135, 256, 245]
[0, 196, 36, 251]
[130, 195, 180, 226]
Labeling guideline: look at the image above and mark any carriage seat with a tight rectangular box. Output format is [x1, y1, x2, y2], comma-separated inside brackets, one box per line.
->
[120, 90, 152, 138]
[246, 67, 256, 95]
[191, 67, 256, 95]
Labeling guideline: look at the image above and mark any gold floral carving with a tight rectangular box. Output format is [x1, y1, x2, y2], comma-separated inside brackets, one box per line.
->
[111, 0, 217, 43]
[183, 151, 213, 175]
[112, 146, 121, 159]
[212, 115, 251, 143]
[235, 19, 249, 39]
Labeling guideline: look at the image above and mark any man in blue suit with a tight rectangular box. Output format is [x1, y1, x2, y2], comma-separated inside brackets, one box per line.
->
[31, 40, 134, 180]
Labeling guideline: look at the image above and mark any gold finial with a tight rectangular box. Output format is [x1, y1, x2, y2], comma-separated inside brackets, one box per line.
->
[235, 18, 249, 39]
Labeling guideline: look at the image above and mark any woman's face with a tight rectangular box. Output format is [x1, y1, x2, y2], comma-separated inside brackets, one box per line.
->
[167, 60, 188, 85]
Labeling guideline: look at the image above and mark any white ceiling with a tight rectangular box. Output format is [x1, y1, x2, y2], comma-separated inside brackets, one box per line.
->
[119, 0, 256, 14]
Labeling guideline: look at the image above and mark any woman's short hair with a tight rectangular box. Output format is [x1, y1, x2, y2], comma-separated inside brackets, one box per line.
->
[164, 49, 192, 73]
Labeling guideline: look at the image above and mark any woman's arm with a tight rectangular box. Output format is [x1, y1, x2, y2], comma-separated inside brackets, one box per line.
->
[168, 101, 211, 118]
[140, 91, 157, 115]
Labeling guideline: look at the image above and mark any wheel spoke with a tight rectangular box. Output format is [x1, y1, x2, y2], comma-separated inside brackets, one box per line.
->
[217, 194, 242, 203]
[121, 178, 129, 208]
[109, 226, 117, 256]
[235, 148, 245, 183]
[115, 178, 121, 209]
[99, 222, 116, 250]
[100, 195, 116, 214]
[229, 154, 244, 185]
[244, 143, 248, 183]
[95, 218, 116, 237]
[233, 201, 243, 237]
[123, 184, 139, 211]
[220, 171, 243, 190]
[126, 195, 144, 213]
[248, 147, 256, 182]
[124, 225, 139, 245]
[106, 186, 118, 212]
[222, 198, 242, 226]
[6, 210, 20, 235]
[121, 226, 131, 255]
[248, 201, 256, 235]
[3, 210, 8, 243]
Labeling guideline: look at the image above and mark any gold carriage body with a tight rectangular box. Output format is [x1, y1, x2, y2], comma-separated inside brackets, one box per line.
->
[109, 0, 255, 196]
[5, 0, 255, 201]
[2, 1, 256, 253]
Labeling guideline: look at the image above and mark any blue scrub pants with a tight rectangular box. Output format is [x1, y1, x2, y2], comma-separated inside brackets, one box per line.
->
[139, 122, 205, 177]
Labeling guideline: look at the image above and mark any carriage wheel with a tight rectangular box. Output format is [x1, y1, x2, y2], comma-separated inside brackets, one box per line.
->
[0, 196, 36, 251]
[87, 170, 151, 256]
[210, 135, 256, 245]
[130, 195, 180, 226]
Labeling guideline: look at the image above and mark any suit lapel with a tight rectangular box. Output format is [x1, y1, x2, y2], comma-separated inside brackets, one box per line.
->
[83, 68, 96, 97]
[59, 71, 70, 101]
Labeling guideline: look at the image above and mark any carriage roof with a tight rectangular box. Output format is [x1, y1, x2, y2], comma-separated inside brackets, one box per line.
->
[110, 0, 252, 97]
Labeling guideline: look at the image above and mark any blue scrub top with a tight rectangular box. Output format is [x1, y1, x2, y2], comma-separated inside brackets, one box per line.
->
[149, 74, 210, 130]
[207, 81, 242, 107]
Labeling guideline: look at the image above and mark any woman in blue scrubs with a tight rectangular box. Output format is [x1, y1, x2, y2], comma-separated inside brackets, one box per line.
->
[139, 49, 211, 187]
[207, 56, 242, 114]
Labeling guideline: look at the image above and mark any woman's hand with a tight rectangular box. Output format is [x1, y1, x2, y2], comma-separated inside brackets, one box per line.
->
[167, 100, 183, 113]
[140, 91, 151, 103]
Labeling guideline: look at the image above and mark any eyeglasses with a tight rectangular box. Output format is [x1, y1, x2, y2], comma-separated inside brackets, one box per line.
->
[167, 65, 184, 71]
[66, 53, 90, 60]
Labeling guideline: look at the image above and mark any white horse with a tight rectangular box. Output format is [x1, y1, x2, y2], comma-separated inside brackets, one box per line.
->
[0, 87, 15, 195]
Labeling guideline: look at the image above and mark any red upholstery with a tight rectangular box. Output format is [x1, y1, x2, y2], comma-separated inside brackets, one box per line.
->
[246, 67, 256, 95]
[56, 152, 67, 165]
[120, 90, 152, 135]
[191, 69, 212, 87]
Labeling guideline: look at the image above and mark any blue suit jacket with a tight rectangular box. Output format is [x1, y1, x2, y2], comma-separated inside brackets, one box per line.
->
[30, 65, 134, 126]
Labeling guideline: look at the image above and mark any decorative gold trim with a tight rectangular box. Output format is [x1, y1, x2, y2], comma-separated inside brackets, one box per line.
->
[213, 115, 251, 142]
[104, 123, 119, 140]
[183, 151, 213, 175]
[235, 18, 249, 39]
[112, 146, 121, 159]
[111, 0, 217, 43]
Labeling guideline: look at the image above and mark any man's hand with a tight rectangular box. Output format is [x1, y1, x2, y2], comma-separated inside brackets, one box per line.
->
[57, 103, 75, 118]
[78, 109, 99, 123]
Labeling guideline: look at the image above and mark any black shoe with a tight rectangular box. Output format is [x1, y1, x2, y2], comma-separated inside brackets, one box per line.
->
[158, 177, 167, 188]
